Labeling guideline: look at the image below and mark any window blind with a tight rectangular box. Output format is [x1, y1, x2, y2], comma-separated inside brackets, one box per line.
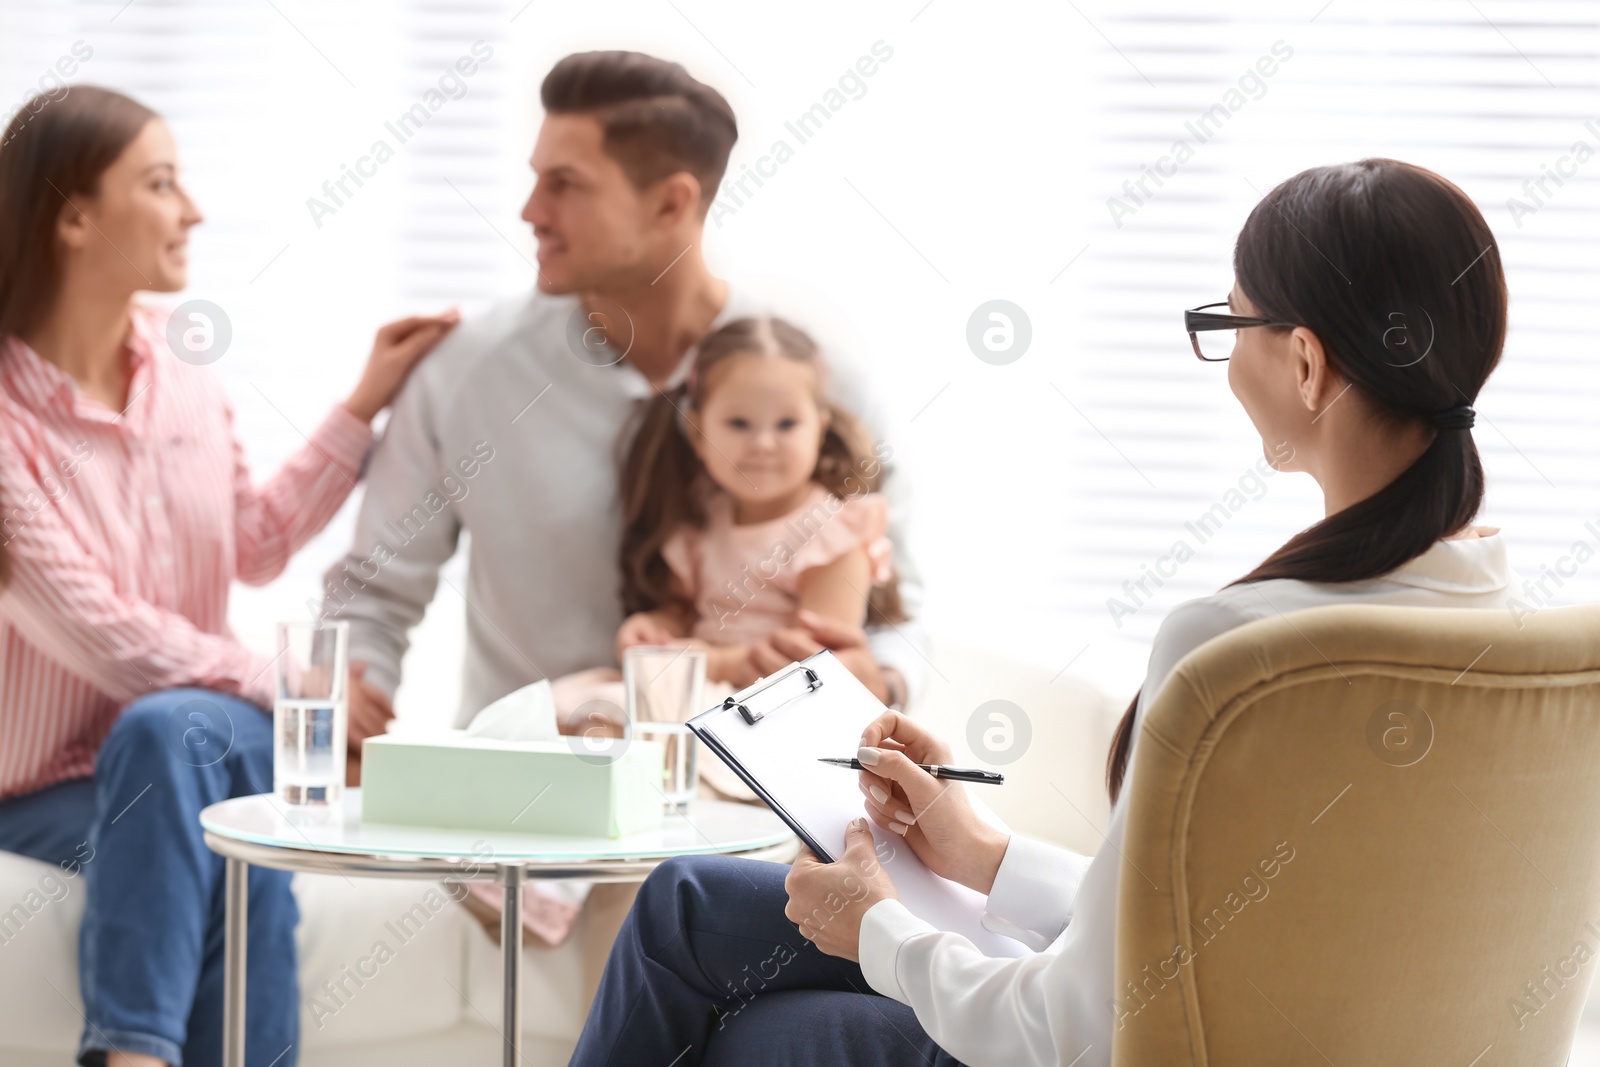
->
[1045, 0, 1600, 688]
[2, 0, 1595, 708]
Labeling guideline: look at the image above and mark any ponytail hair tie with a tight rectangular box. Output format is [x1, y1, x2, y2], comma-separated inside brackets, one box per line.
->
[1429, 403, 1475, 430]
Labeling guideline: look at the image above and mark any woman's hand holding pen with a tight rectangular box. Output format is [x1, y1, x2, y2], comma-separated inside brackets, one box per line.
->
[856, 710, 1011, 895]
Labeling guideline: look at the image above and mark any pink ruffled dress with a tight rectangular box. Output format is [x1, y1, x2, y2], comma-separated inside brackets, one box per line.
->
[660, 481, 895, 647]
[488, 483, 895, 946]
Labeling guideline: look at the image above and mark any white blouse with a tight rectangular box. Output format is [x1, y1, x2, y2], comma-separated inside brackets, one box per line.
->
[858, 529, 1514, 1067]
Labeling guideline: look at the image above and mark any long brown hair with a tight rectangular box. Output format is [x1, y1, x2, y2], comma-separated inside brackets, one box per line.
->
[0, 85, 157, 589]
[617, 315, 906, 627]
[1105, 159, 1507, 804]
[0, 85, 156, 337]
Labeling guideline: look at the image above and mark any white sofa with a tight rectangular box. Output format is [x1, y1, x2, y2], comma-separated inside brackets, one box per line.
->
[0, 642, 1165, 1064]
[8, 639, 1600, 1065]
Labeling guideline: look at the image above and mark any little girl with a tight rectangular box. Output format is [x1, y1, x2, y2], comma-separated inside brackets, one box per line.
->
[555, 314, 905, 770]
[465, 315, 906, 949]
[611, 313, 905, 696]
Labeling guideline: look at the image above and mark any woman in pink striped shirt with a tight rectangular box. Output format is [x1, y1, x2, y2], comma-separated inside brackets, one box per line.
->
[0, 86, 456, 1067]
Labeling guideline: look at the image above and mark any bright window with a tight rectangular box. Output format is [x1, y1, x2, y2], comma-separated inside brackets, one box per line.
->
[2, 0, 1593, 715]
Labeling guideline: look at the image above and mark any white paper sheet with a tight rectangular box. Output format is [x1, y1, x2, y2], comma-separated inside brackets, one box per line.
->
[690, 650, 1028, 958]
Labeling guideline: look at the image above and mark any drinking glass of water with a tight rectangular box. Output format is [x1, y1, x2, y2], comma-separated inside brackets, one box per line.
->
[274, 621, 349, 806]
[623, 646, 705, 812]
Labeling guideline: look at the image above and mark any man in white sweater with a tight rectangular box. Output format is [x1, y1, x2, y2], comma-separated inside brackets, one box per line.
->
[319, 47, 929, 1008]
[322, 50, 927, 739]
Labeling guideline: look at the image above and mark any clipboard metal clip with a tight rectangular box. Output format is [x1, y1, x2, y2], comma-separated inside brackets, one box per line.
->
[724, 663, 823, 725]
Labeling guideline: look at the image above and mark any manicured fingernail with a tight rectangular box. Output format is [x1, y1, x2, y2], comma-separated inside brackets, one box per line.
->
[857, 746, 881, 766]
[887, 820, 908, 836]
[893, 808, 915, 825]
[854, 817, 869, 831]
[869, 785, 889, 804]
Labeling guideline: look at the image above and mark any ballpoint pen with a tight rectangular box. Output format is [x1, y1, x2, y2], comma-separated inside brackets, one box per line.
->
[817, 757, 1003, 785]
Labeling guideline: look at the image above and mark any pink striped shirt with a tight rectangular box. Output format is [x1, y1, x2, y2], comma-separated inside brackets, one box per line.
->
[0, 307, 371, 800]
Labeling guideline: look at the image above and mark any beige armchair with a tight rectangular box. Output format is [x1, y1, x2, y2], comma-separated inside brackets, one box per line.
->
[1114, 601, 1600, 1066]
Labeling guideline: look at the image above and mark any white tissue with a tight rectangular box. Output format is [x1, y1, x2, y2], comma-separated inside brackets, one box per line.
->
[463, 680, 560, 742]
[462, 680, 586, 910]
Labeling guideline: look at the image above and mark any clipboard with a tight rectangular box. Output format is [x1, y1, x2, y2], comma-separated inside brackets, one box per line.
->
[688, 649, 1029, 958]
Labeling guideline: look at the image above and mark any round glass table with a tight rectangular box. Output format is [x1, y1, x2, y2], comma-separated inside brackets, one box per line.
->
[200, 789, 797, 1067]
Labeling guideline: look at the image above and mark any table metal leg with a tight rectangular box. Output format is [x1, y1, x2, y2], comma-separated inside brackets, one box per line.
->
[501, 865, 523, 1067]
[223, 857, 248, 1067]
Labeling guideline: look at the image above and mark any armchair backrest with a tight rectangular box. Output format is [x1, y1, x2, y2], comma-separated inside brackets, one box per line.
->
[1113, 602, 1600, 1066]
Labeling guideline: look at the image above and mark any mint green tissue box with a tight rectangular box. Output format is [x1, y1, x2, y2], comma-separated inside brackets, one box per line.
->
[360, 734, 665, 838]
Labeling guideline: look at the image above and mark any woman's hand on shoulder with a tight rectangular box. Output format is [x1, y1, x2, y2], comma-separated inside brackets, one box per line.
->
[856, 709, 1009, 894]
[343, 309, 461, 423]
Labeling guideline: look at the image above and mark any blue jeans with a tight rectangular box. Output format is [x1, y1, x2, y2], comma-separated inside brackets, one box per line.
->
[0, 688, 299, 1067]
[569, 854, 962, 1066]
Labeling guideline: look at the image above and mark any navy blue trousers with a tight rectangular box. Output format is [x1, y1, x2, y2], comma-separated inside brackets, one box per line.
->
[0, 688, 299, 1067]
[569, 853, 963, 1066]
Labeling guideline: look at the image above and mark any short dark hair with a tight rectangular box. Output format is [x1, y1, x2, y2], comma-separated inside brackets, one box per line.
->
[540, 51, 737, 215]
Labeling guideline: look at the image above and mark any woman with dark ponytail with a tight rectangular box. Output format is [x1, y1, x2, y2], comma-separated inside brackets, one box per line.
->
[1105, 157, 1505, 803]
[566, 159, 1517, 1067]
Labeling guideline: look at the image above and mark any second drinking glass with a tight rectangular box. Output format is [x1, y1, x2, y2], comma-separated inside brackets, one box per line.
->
[273, 620, 349, 806]
[622, 645, 705, 811]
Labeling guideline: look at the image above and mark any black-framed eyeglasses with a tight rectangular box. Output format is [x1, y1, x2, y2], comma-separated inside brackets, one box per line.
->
[1185, 302, 1298, 362]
